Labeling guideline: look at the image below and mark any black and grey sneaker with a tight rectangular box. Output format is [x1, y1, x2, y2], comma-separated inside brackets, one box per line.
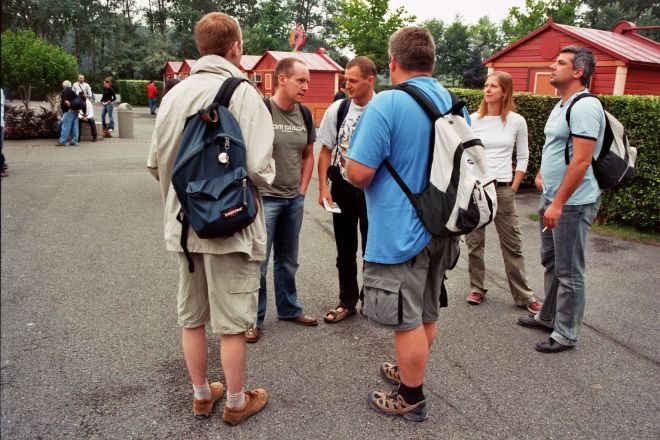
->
[367, 390, 428, 422]
[517, 313, 553, 333]
[380, 362, 400, 385]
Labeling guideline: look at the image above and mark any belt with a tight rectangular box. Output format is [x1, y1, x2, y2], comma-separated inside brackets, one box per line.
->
[496, 181, 512, 187]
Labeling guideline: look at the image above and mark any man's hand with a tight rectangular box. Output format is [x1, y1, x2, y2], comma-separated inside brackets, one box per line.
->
[543, 201, 563, 229]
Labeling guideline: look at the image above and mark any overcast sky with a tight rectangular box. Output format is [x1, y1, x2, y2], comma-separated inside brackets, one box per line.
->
[389, 0, 528, 25]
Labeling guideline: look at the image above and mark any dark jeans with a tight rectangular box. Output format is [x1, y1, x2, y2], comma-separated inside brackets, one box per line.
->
[1, 126, 6, 171]
[79, 117, 97, 140]
[330, 167, 368, 311]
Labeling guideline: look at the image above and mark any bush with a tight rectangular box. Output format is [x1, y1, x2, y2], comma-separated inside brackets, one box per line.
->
[4, 106, 59, 140]
[451, 88, 660, 232]
[115, 80, 163, 106]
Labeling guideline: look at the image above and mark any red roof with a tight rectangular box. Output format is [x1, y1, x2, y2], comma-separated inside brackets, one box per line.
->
[255, 50, 343, 72]
[485, 18, 660, 67]
[240, 55, 261, 71]
[165, 61, 182, 73]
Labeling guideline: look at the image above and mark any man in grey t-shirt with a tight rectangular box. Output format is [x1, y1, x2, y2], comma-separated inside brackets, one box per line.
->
[246, 57, 317, 343]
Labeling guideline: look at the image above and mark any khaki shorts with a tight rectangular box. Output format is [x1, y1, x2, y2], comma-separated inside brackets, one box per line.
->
[176, 252, 260, 335]
[363, 236, 460, 331]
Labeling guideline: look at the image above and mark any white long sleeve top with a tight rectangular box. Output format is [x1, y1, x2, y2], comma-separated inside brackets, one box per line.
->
[79, 100, 94, 119]
[469, 111, 529, 183]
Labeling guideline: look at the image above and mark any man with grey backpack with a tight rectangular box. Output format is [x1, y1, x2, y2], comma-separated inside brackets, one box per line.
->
[517, 46, 607, 353]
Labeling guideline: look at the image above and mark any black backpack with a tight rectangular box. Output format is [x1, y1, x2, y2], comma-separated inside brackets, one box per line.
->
[69, 96, 85, 111]
[172, 77, 257, 273]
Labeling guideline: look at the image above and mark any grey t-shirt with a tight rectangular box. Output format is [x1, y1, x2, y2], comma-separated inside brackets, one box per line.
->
[262, 99, 316, 198]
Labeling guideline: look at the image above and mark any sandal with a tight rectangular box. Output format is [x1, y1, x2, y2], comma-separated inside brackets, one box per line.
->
[324, 306, 356, 324]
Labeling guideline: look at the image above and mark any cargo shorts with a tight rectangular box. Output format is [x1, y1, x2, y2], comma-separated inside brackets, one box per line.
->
[363, 236, 460, 332]
[176, 252, 260, 335]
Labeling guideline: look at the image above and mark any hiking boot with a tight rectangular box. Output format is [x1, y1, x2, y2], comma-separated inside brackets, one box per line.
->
[192, 382, 225, 419]
[367, 390, 428, 422]
[380, 362, 400, 385]
[223, 389, 268, 426]
[467, 291, 484, 305]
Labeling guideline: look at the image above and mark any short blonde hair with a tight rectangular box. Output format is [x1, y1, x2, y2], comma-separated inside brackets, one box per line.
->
[195, 12, 241, 57]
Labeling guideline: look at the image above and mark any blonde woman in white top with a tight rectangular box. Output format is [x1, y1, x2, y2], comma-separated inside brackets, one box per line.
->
[465, 71, 541, 313]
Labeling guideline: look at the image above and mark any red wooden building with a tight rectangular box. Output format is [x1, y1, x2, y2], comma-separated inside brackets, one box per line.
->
[239, 55, 261, 78]
[163, 61, 183, 82]
[178, 59, 197, 79]
[484, 18, 660, 96]
[250, 48, 344, 122]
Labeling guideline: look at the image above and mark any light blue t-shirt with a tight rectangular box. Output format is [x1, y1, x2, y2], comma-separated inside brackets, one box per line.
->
[347, 76, 469, 264]
[541, 90, 604, 205]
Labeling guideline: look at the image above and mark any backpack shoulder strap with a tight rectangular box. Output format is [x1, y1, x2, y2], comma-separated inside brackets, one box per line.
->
[298, 103, 314, 145]
[563, 92, 602, 165]
[263, 97, 271, 113]
[394, 82, 441, 120]
[214, 77, 250, 108]
[335, 98, 351, 140]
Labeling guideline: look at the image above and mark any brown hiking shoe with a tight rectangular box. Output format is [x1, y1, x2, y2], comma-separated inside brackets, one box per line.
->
[368, 389, 428, 421]
[192, 382, 225, 419]
[380, 362, 400, 385]
[223, 389, 268, 426]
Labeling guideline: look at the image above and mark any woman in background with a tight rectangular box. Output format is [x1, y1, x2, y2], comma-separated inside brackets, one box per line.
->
[465, 71, 541, 313]
[100, 78, 116, 135]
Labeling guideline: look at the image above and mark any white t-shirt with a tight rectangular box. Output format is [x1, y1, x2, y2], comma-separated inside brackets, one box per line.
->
[317, 98, 367, 175]
[469, 111, 529, 183]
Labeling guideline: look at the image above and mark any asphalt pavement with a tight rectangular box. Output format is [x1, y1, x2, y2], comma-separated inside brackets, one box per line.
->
[1, 105, 658, 439]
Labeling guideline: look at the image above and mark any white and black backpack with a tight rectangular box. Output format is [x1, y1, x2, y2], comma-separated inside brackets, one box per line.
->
[565, 93, 636, 189]
[384, 83, 497, 237]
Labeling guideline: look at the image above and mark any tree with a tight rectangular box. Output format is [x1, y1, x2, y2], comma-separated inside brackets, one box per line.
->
[502, 0, 581, 43]
[334, 0, 416, 74]
[437, 18, 471, 86]
[242, 0, 293, 53]
[421, 18, 445, 77]
[581, 0, 660, 41]
[1, 29, 77, 109]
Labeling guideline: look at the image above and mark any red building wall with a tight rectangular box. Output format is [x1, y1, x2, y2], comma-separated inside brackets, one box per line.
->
[625, 67, 660, 95]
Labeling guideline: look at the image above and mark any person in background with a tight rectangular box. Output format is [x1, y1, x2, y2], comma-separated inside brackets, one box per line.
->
[147, 79, 158, 115]
[465, 71, 542, 314]
[163, 78, 181, 98]
[56, 80, 80, 146]
[100, 78, 116, 135]
[1, 88, 7, 177]
[72, 74, 94, 102]
[334, 81, 346, 101]
[78, 92, 98, 142]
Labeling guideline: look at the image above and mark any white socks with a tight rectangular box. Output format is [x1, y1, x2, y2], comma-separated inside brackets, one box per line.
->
[193, 380, 211, 400]
[227, 388, 246, 410]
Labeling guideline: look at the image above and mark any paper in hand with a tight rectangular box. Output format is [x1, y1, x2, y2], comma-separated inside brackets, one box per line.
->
[323, 198, 341, 213]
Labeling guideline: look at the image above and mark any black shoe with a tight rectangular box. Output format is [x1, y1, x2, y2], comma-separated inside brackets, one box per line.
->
[54, 142, 67, 146]
[517, 313, 553, 332]
[536, 338, 574, 353]
[92, 138, 97, 142]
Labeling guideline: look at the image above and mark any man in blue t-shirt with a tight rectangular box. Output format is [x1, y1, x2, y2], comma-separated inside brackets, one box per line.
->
[345, 27, 463, 422]
[517, 46, 605, 353]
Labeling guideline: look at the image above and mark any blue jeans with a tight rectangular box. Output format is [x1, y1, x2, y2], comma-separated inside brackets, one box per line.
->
[101, 104, 114, 129]
[257, 195, 305, 327]
[149, 98, 158, 114]
[59, 111, 79, 144]
[536, 196, 600, 346]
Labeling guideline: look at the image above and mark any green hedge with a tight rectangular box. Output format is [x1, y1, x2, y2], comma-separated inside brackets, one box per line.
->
[450, 88, 659, 232]
[115, 80, 163, 106]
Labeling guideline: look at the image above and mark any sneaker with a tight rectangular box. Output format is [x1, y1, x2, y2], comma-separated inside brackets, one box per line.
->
[380, 362, 400, 385]
[54, 142, 67, 146]
[517, 313, 553, 333]
[192, 382, 225, 419]
[467, 291, 484, 305]
[526, 300, 542, 314]
[223, 389, 268, 426]
[108, 128, 114, 132]
[367, 390, 428, 422]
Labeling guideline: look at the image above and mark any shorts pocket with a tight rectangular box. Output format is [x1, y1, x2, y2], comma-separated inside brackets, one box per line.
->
[363, 273, 402, 326]
[228, 277, 259, 319]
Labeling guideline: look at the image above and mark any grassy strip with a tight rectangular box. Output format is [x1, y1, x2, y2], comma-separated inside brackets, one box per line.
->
[527, 214, 659, 245]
